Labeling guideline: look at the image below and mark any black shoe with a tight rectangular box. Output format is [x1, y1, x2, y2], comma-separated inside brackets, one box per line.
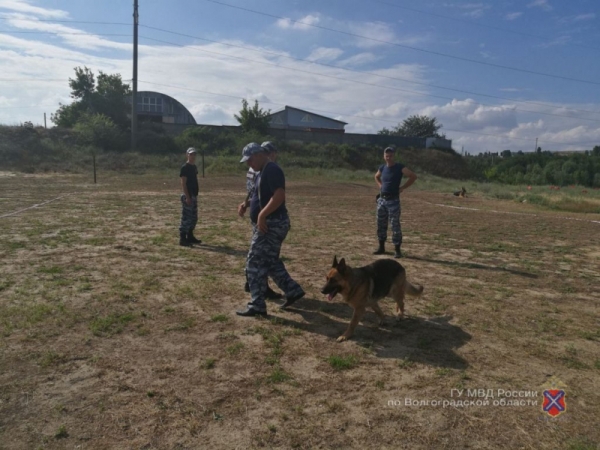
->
[394, 245, 402, 258]
[236, 307, 267, 317]
[373, 240, 385, 255]
[280, 291, 305, 309]
[179, 232, 191, 247]
[266, 286, 283, 300]
[187, 232, 202, 244]
[244, 281, 250, 293]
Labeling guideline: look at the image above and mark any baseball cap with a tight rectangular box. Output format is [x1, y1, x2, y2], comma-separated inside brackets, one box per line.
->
[384, 146, 395, 153]
[187, 147, 197, 154]
[261, 141, 277, 153]
[240, 142, 265, 163]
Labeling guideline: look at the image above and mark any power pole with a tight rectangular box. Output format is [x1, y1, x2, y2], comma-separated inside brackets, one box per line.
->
[131, 0, 139, 151]
[44, 113, 47, 129]
[534, 137, 538, 153]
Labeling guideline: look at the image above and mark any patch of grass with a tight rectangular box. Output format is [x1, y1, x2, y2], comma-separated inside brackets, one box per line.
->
[398, 356, 416, 369]
[226, 342, 244, 356]
[150, 234, 168, 245]
[436, 368, 453, 377]
[559, 355, 589, 370]
[326, 355, 359, 371]
[423, 300, 446, 316]
[202, 358, 217, 370]
[210, 314, 229, 323]
[39, 266, 63, 275]
[54, 425, 68, 439]
[39, 351, 65, 368]
[565, 437, 598, 450]
[90, 313, 135, 336]
[166, 317, 196, 332]
[267, 366, 291, 383]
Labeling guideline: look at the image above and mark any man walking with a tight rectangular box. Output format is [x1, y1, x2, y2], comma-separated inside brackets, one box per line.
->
[238, 141, 283, 300]
[179, 147, 201, 247]
[236, 143, 304, 317]
[374, 147, 417, 258]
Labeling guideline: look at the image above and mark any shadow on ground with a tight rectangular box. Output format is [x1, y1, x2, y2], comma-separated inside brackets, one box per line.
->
[274, 297, 471, 370]
[196, 243, 248, 257]
[405, 255, 538, 279]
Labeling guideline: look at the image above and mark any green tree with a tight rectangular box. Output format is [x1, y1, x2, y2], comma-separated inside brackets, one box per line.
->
[593, 145, 600, 156]
[234, 99, 271, 134]
[379, 115, 445, 138]
[73, 113, 123, 152]
[52, 66, 132, 129]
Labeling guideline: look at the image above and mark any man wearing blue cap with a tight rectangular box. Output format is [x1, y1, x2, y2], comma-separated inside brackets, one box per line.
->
[236, 142, 305, 317]
[374, 147, 417, 258]
[238, 141, 283, 300]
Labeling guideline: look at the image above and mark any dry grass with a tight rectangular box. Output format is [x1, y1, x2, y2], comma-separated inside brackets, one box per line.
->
[0, 171, 599, 449]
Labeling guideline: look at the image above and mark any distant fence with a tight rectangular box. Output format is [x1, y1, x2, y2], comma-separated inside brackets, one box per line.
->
[162, 123, 451, 149]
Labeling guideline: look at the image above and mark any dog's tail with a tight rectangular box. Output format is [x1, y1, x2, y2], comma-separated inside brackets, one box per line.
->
[405, 281, 424, 297]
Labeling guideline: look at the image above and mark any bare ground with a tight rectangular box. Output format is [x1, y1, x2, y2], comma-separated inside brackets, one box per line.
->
[0, 172, 599, 450]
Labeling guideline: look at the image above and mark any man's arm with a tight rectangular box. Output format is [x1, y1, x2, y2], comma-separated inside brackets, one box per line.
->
[374, 170, 382, 189]
[181, 176, 192, 205]
[256, 188, 285, 233]
[399, 167, 417, 193]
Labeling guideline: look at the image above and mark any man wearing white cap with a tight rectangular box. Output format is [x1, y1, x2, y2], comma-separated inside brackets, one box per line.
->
[179, 147, 201, 246]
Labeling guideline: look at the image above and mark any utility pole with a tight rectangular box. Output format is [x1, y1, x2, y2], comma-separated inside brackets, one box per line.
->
[44, 113, 47, 129]
[535, 137, 538, 153]
[131, 0, 139, 151]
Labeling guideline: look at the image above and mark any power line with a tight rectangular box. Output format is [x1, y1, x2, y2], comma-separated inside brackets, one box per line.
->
[203, 0, 600, 87]
[139, 23, 600, 117]
[366, 0, 600, 53]
[0, 30, 132, 37]
[0, 17, 129, 26]
[139, 35, 600, 125]
[137, 79, 599, 147]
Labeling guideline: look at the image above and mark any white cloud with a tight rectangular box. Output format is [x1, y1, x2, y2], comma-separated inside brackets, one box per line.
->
[572, 13, 595, 21]
[276, 14, 320, 31]
[0, 0, 68, 18]
[528, 0, 552, 11]
[2, 16, 131, 50]
[306, 47, 344, 63]
[338, 52, 380, 67]
[347, 21, 398, 48]
[505, 12, 523, 20]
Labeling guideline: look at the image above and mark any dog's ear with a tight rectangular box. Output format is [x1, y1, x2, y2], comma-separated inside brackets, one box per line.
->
[332, 255, 338, 268]
[338, 258, 346, 273]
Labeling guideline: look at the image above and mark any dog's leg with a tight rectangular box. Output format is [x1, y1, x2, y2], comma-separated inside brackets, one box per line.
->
[337, 307, 366, 342]
[371, 303, 385, 327]
[394, 290, 405, 321]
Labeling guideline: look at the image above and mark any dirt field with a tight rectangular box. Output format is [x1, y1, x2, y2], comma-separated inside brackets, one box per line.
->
[0, 171, 599, 450]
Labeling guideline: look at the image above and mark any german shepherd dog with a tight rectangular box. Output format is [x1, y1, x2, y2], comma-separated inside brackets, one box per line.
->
[321, 256, 424, 342]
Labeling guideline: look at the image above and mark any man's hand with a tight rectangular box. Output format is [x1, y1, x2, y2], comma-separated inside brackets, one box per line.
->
[185, 196, 192, 206]
[238, 202, 247, 217]
[257, 213, 268, 233]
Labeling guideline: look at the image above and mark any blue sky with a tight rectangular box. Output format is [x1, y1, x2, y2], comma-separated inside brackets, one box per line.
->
[1, 0, 599, 153]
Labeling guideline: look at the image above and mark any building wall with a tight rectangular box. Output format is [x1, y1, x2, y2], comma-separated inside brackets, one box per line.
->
[136, 92, 196, 125]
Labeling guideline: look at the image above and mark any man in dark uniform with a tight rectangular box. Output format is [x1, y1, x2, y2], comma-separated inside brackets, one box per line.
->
[236, 143, 305, 317]
[238, 141, 283, 300]
[179, 147, 201, 247]
[374, 147, 417, 258]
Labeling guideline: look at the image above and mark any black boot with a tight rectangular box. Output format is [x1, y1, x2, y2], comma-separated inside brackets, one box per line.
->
[179, 232, 191, 247]
[373, 240, 385, 255]
[394, 245, 402, 258]
[266, 285, 283, 300]
[187, 231, 201, 244]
